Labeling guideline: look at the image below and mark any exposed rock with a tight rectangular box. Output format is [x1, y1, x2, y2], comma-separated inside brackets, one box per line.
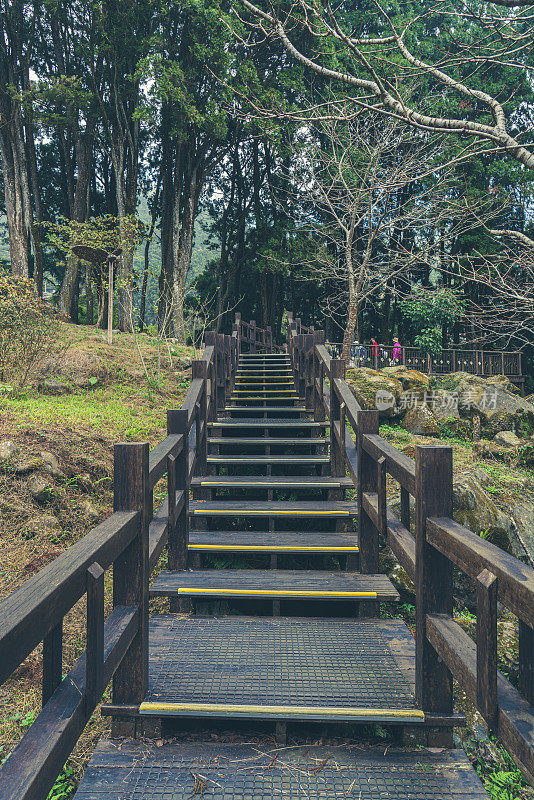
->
[40, 451, 65, 479]
[494, 430, 521, 447]
[346, 368, 402, 417]
[73, 375, 101, 389]
[435, 372, 534, 436]
[381, 365, 430, 399]
[177, 356, 193, 370]
[27, 474, 53, 503]
[39, 379, 71, 396]
[0, 441, 19, 462]
[15, 458, 43, 475]
[388, 563, 415, 598]
[24, 513, 61, 540]
[453, 473, 521, 556]
[437, 416, 472, 438]
[511, 500, 534, 566]
[82, 500, 100, 524]
[474, 439, 534, 467]
[401, 406, 439, 436]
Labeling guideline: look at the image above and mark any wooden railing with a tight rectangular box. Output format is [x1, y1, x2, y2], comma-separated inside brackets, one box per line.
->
[232, 313, 282, 353]
[342, 342, 523, 384]
[288, 320, 534, 783]
[0, 328, 241, 800]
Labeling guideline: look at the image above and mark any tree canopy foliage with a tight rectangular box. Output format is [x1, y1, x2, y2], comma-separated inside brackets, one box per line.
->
[0, 0, 532, 377]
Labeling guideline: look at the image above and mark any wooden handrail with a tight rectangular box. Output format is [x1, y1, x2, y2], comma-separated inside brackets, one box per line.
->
[288, 316, 534, 782]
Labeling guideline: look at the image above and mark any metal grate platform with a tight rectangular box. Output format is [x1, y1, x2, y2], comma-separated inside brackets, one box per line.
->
[140, 616, 420, 722]
[74, 741, 488, 800]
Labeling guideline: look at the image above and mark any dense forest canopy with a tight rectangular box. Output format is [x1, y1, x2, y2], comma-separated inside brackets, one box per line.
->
[0, 0, 532, 370]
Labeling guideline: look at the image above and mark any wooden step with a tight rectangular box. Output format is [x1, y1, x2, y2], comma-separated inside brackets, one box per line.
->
[189, 530, 359, 553]
[232, 389, 298, 394]
[151, 570, 398, 601]
[75, 740, 488, 799]
[191, 475, 351, 488]
[225, 406, 306, 413]
[208, 437, 327, 445]
[207, 455, 329, 464]
[211, 419, 326, 428]
[190, 500, 357, 517]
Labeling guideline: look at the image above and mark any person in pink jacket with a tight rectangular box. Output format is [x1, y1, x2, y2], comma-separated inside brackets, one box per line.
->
[392, 337, 402, 362]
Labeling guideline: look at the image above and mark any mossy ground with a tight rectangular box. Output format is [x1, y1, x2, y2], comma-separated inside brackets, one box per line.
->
[0, 322, 194, 797]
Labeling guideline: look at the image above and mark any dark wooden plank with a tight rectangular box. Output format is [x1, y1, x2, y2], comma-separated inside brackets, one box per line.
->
[415, 446, 453, 714]
[207, 455, 330, 464]
[86, 563, 104, 710]
[477, 569, 497, 729]
[148, 434, 183, 489]
[191, 475, 352, 488]
[427, 516, 534, 629]
[519, 622, 534, 706]
[357, 411, 380, 585]
[112, 443, 149, 706]
[151, 569, 398, 600]
[0, 510, 138, 686]
[189, 530, 359, 553]
[361, 434, 416, 494]
[75, 740, 488, 800]
[0, 605, 138, 800]
[189, 500, 358, 516]
[427, 613, 534, 783]
[42, 621, 62, 707]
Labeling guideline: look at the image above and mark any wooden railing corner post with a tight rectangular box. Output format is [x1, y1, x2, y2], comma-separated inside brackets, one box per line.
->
[112, 442, 150, 710]
[415, 445, 453, 717]
[250, 320, 256, 353]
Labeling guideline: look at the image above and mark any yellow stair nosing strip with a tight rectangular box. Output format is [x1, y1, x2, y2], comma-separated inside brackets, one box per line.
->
[176, 588, 377, 598]
[188, 544, 359, 552]
[139, 702, 424, 719]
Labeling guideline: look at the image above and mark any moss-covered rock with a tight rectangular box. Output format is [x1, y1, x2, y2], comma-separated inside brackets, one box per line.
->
[345, 368, 402, 417]
[401, 406, 439, 436]
[382, 365, 430, 399]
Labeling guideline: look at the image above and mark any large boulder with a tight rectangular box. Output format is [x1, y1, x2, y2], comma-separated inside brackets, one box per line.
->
[381, 365, 430, 400]
[346, 368, 402, 417]
[39, 379, 71, 396]
[474, 438, 534, 468]
[435, 372, 534, 437]
[401, 406, 439, 436]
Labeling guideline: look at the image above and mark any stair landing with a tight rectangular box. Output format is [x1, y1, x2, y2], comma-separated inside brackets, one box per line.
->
[74, 739, 488, 800]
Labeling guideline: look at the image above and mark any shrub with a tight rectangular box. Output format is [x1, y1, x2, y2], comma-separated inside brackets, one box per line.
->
[0, 275, 60, 387]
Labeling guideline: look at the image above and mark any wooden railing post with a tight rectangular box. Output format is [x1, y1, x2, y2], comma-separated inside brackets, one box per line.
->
[267, 325, 272, 353]
[250, 320, 256, 353]
[519, 622, 534, 708]
[192, 360, 208, 475]
[167, 410, 189, 612]
[477, 569, 498, 730]
[330, 358, 345, 477]
[415, 445, 454, 719]
[304, 334, 314, 411]
[357, 410, 380, 616]
[112, 442, 150, 720]
[86, 561, 104, 711]
[42, 621, 62, 707]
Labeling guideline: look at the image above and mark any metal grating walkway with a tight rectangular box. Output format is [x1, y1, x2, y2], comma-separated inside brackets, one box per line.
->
[74, 741, 488, 800]
[139, 616, 421, 722]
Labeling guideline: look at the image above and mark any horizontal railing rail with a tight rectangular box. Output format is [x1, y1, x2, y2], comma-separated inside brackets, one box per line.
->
[288, 317, 534, 783]
[0, 329, 239, 800]
[232, 313, 284, 353]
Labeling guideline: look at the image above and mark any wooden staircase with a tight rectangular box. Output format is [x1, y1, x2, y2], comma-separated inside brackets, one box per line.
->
[135, 353, 417, 731]
[72, 340, 490, 800]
